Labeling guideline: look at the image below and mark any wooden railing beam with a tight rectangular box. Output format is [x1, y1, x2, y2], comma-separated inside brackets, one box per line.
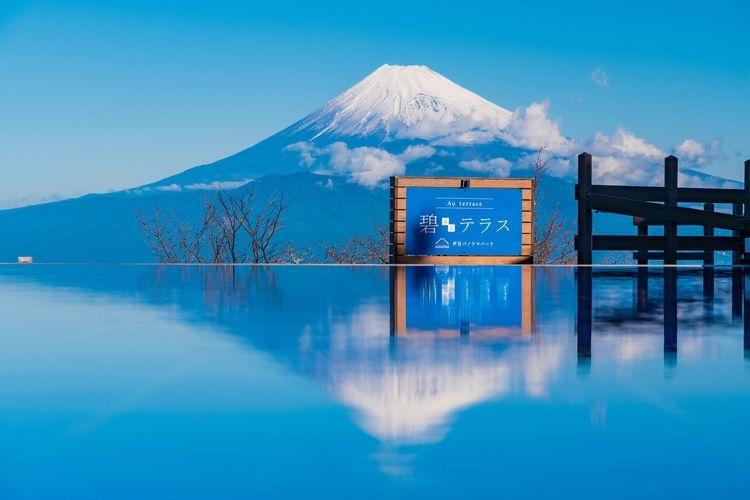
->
[593, 235, 743, 251]
[590, 193, 750, 232]
[592, 185, 744, 203]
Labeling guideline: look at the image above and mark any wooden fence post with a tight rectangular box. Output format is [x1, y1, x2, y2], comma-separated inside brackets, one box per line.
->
[742, 159, 750, 266]
[664, 155, 678, 265]
[736, 160, 750, 322]
[664, 267, 678, 358]
[732, 202, 743, 317]
[576, 267, 592, 361]
[703, 203, 715, 265]
[577, 153, 593, 265]
[733, 202, 744, 265]
[739, 160, 750, 322]
[703, 202, 714, 304]
[636, 222, 649, 311]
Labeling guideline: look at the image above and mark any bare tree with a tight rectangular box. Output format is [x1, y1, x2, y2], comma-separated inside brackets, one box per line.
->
[244, 193, 290, 263]
[282, 243, 316, 264]
[137, 188, 295, 263]
[532, 147, 576, 264]
[201, 200, 228, 263]
[211, 189, 250, 263]
[322, 224, 389, 264]
[136, 206, 205, 263]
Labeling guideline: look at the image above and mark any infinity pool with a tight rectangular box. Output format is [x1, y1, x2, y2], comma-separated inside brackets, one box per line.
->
[0, 265, 748, 498]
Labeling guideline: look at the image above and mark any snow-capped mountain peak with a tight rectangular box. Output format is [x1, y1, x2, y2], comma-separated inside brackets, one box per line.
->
[297, 64, 513, 140]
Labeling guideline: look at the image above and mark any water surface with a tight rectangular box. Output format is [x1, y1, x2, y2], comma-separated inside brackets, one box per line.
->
[0, 265, 747, 498]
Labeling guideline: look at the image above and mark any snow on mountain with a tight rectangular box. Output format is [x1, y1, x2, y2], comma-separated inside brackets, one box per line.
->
[295, 64, 513, 141]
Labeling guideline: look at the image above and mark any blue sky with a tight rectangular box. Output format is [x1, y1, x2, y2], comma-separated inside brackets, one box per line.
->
[0, 0, 748, 208]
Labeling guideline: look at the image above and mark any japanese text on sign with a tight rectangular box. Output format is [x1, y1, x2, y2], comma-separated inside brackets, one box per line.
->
[405, 187, 523, 256]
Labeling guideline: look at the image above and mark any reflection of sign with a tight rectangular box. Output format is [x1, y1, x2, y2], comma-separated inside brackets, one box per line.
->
[389, 266, 535, 336]
[406, 187, 522, 256]
[406, 266, 522, 330]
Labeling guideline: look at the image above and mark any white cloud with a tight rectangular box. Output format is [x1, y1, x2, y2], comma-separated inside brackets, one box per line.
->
[580, 130, 668, 185]
[326, 142, 405, 187]
[539, 134, 727, 187]
[419, 101, 582, 151]
[679, 171, 740, 189]
[0, 192, 79, 210]
[155, 184, 182, 192]
[515, 127, 707, 186]
[399, 145, 436, 163]
[500, 101, 578, 154]
[284, 141, 317, 167]
[590, 128, 664, 158]
[676, 138, 704, 157]
[589, 156, 662, 185]
[459, 157, 512, 176]
[431, 130, 498, 147]
[136, 179, 253, 194]
[514, 153, 574, 178]
[574, 128, 715, 185]
[430, 102, 580, 149]
[676, 138, 721, 166]
[591, 67, 609, 89]
[288, 142, 436, 187]
[184, 179, 252, 190]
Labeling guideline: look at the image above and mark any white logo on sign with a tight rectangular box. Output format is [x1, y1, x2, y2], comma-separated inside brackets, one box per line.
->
[441, 217, 456, 233]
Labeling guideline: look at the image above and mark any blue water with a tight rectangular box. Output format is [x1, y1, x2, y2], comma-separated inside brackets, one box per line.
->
[0, 265, 748, 499]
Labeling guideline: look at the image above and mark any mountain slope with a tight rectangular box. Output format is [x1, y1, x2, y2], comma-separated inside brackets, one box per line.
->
[0, 173, 387, 262]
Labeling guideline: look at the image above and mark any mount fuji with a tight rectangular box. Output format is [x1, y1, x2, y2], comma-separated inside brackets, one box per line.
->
[148, 64, 528, 191]
[0, 64, 730, 262]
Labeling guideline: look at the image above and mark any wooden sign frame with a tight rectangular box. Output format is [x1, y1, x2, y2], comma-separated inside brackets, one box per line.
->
[389, 176, 534, 264]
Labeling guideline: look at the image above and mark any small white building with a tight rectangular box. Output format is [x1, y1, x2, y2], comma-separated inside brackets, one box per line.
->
[17, 256, 33, 264]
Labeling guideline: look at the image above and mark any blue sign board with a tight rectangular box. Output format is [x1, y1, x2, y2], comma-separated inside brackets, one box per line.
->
[405, 187, 523, 256]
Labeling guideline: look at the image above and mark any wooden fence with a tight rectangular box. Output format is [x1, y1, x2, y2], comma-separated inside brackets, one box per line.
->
[575, 153, 750, 265]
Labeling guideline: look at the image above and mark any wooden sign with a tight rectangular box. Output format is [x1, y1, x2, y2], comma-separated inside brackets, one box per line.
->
[390, 177, 534, 264]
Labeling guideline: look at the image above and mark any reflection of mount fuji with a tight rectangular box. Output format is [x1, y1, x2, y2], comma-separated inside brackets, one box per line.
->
[325, 334, 562, 444]
[0, 265, 568, 445]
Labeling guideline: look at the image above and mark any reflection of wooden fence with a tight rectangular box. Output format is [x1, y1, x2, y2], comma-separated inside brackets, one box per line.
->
[576, 268, 750, 363]
[575, 153, 750, 265]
